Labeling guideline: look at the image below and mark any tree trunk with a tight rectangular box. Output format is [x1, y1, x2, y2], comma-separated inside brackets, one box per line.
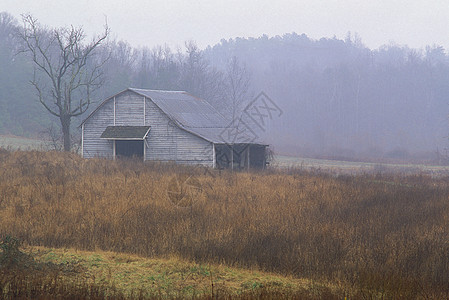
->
[61, 115, 71, 152]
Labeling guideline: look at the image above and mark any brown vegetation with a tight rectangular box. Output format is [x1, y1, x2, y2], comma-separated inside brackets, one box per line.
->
[1, 150, 448, 298]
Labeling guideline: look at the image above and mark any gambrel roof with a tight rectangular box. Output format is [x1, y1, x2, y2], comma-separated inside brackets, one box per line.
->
[81, 88, 266, 145]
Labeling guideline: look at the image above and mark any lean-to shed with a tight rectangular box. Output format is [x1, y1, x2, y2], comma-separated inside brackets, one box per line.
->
[80, 88, 268, 169]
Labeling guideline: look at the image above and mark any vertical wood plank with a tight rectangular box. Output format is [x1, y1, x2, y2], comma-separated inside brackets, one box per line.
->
[81, 124, 84, 158]
[113, 97, 116, 126]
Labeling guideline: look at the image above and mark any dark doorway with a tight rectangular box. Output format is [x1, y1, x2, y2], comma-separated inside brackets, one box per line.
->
[215, 144, 266, 170]
[116, 140, 144, 158]
[249, 145, 266, 169]
[215, 144, 232, 169]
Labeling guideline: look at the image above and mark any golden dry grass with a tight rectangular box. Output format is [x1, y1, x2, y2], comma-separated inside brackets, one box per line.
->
[1, 150, 449, 299]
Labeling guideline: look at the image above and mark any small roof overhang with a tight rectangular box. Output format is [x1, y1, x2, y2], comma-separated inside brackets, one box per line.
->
[100, 126, 151, 140]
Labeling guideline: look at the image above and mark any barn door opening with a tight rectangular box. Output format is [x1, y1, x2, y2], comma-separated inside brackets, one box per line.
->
[115, 140, 144, 159]
[214, 144, 267, 170]
[101, 126, 151, 161]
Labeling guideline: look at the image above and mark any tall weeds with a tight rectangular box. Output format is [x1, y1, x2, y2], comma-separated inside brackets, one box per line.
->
[1, 150, 448, 298]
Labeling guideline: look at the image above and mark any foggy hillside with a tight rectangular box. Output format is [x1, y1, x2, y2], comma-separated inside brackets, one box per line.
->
[1, 11, 449, 162]
[204, 33, 449, 161]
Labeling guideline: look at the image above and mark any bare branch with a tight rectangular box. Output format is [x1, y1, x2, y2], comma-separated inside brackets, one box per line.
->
[17, 14, 109, 151]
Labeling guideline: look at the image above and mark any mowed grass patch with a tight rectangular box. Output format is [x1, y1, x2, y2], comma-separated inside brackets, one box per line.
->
[274, 154, 449, 176]
[0, 135, 48, 150]
[3, 245, 337, 299]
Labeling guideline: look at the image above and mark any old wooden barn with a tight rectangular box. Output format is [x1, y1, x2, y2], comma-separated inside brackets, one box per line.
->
[80, 88, 268, 169]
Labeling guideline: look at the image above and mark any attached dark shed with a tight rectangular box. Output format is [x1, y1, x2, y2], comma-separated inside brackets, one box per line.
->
[80, 88, 268, 169]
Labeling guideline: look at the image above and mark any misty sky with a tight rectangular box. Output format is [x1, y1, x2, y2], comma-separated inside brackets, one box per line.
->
[3, 0, 449, 50]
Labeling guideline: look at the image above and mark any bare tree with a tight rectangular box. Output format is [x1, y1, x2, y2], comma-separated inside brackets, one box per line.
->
[0, 12, 17, 50]
[18, 14, 109, 151]
[224, 56, 251, 121]
[181, 41, 224, 104]
[149, 44, 180, 89]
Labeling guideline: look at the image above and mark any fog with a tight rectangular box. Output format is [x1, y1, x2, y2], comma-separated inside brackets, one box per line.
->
[3, 0, 449, 52]
[1, 10, 449, 162]
[203, 34, 449, 161]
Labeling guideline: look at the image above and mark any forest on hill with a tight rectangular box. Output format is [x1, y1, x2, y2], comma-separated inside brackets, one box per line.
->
[1, 11, 449, 161]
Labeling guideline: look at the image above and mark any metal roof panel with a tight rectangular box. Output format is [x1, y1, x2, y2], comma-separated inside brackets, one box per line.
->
[83, 88, 267, 145]
[130, 88, 229, 128]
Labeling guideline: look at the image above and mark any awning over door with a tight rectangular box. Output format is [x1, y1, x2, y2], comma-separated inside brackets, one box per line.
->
[100, 126, 151, 140]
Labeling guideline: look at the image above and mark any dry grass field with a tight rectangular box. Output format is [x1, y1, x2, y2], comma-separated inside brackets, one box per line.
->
[1, 150, 449, 299]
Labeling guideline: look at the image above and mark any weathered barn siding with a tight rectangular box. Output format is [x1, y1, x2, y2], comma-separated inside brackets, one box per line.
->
[83, 99, 114, 158]
[144, 98, 213, 166]
[115, 91, 145, 126]
[83, 90, 214, 166]
[81, 88, 266, 167]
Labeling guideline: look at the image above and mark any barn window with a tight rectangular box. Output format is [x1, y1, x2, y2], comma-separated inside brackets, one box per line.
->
[100, 126, 151, 160]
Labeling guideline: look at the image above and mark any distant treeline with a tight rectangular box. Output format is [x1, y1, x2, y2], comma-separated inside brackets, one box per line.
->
[204, 34, 449, 161]
[1, 12, 449, 160]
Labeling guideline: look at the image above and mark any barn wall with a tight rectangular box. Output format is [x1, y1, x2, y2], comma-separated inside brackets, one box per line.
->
[83, 90, 214, 166]
[145, 99, 213, 166]
[83, 99, 114, 158]
[115, 91, 145, 126]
